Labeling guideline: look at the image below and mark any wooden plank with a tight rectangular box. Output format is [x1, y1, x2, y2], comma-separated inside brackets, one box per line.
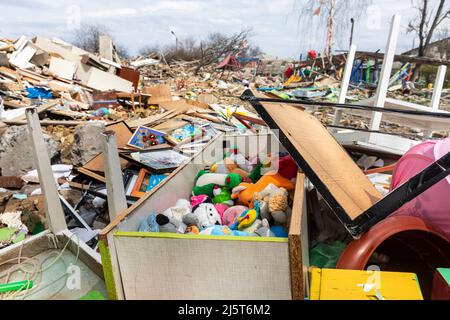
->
[77, 167, 106, 183]
[26, 108, 67, 233]
[158, 99, 193, 113]
[250, 87, 382, 221]
[288, 172, 306, 300]
[102, 131, 127, 220]
[125, 111, 176, 129]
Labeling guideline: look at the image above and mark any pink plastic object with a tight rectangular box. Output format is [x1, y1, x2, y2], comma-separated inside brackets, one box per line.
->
[390, 138, 450, 238]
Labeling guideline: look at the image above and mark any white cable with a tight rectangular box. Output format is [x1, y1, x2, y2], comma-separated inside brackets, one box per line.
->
[0, 232, 81, 300]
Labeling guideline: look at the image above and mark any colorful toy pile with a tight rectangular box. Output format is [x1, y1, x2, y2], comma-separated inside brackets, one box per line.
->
[139, 148, 298, 237]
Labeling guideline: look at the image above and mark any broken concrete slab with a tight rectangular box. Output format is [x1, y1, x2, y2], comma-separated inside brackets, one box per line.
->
[70, 123, 106, 166]
[0, 125, 59, 176]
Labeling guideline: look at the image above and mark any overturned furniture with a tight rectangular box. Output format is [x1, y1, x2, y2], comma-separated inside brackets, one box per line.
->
[246, 87, 450, 238]
[332, 14, 450, 155]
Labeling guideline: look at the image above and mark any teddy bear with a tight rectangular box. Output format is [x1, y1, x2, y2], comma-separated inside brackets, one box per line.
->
[231, 171, 295, 208]
[183, 195, 222, 229]
[253, 183, 291, 224]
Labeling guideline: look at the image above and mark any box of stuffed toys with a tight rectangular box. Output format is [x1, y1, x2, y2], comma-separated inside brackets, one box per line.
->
[99, 134, 308, 300]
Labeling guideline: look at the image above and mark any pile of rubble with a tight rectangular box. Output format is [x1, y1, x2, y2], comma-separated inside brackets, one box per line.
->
[0, 34, 274, 250]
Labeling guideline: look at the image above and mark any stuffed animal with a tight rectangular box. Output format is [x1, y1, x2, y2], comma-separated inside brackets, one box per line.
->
[229, 208, 259, 231]
[192, 170, 247, 197]
[212, 186, 233, 206]
[231, 171, 295, 207]
[253, 219, 275, 237]
[138, 213, 159, 232]
[200, 225, 250, 236]
[185, 226, 200, 235]
[155, 213, 187, 233]
[241, 219, 262, 233]
[222, 205, 248, 227]
[162, 199, 191, 222]
[183, 195, 221, 228]
[277, 155, 297, 180]
[254, 184, 291, 224]
[214, 203, 228, 223]
[227, 147, 253, 172]
[211, 158, 250, 177]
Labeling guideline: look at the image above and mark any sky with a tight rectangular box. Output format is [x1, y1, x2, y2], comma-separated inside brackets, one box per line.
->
[0, 0, 448, 59]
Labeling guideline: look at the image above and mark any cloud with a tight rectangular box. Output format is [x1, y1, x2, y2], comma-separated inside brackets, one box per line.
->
[0, 0, 433, 58]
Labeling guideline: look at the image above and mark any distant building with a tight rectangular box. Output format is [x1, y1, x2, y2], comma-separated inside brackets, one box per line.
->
[402, 37, 450, 60]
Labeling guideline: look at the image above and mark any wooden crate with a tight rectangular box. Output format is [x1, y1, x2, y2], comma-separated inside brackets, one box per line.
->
[99, 133, 310, 300]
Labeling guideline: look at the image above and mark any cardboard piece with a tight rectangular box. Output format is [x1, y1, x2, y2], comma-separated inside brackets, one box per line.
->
[142, 85, 172, 104]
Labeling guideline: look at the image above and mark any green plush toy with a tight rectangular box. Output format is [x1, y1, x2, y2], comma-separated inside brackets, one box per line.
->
[193, 170, 246, 197]
[212, 186, 233, 206]
[247, 162, 263, 183]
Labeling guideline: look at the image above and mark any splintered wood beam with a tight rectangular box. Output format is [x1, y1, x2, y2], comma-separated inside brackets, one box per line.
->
[102, 131, 127, 220]
[26, 108, 67, 233]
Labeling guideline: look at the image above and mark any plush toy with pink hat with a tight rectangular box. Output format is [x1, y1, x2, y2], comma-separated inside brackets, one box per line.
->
[183, 195, 221, 229]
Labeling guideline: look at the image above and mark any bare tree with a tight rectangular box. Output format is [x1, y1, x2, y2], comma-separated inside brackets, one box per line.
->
[295, 0, 372, 56]
[137, 29, 259, 73]
[70, 23, 130, 58]
[407, 0, 450, 57]
[115, 44, 130, 59]
[407, 0, 450, 79]
[139, 45, 161, 57]
[194, 28, 253, 73]
[71, 23, 110, 53]
[435, 25, 450, 40]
